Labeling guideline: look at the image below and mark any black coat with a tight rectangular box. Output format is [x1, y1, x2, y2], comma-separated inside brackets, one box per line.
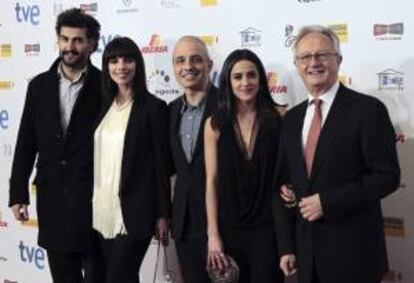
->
[93, 92, 171, 239]
[168, 85, 218, 240]
[9, 58, 102, 252]
[280, 84, 400, 283]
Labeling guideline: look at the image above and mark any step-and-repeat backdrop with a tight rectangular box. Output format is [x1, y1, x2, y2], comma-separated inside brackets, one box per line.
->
[0, 0, 412, 282]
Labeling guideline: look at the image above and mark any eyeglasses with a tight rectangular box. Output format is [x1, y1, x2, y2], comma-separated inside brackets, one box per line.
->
[295, 52, 339, 64]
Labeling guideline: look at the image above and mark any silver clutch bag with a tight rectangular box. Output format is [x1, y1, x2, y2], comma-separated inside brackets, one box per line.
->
[207, 255, 240, 283]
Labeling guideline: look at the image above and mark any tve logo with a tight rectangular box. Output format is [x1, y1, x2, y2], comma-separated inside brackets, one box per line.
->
[19, 240, 46, 269]
[0, 109, 9, 130]
[15, 2, 40, 26]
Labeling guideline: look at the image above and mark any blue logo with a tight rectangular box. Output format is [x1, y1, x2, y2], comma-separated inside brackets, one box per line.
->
[0, 110, 9, 130]
[15, 2, 40, 25]
[96, 34, 121, 53]
[18, 240, 46, 269]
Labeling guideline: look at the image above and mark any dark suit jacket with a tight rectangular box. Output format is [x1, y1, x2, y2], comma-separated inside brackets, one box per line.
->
[94, 92, 171, 240]
[168, 85, 218, 241]
[9, 58, 102, 252]
[280, 84, 400, 283]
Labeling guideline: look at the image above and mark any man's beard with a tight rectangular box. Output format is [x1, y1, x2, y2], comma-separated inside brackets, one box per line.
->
[60, 50, 87, 69]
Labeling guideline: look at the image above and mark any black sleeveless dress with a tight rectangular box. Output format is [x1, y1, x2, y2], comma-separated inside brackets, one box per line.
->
[216, 109, 284, 283]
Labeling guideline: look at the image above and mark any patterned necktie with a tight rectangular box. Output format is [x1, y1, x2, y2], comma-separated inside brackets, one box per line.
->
[305, 99, 322, 176]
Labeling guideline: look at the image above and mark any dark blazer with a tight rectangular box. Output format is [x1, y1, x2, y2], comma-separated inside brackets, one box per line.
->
[93, 92, 171, 240]
[9, 58, 102, 252]
[280, 84, 400, 283]
[168, 85, 218, 240]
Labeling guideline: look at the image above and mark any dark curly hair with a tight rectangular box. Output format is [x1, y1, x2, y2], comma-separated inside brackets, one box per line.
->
[55, 8, 101, 52]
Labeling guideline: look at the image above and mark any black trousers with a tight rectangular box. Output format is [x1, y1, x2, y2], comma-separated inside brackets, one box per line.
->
[222, 224, 283, 283]
[47, 242, 104, 283]
[98, 232, 151, 283]
[175, 236, 211, 283]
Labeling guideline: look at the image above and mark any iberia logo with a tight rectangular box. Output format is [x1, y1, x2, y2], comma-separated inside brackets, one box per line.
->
[141, 34, 168, 54]
[267, 72, 287, 94]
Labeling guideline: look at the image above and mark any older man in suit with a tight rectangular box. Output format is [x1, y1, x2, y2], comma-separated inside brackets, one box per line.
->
[278, 25, 400, 283]
[169, 36, 217, 283]
[9, 8, 103, 283]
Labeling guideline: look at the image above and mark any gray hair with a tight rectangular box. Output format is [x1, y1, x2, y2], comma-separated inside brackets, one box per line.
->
[173, 35, 211, 60]
[293, 25, 341, 56]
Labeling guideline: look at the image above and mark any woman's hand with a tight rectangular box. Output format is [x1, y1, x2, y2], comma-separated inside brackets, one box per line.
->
[280, 184, 297, 208]
[207, 234, 228, 272]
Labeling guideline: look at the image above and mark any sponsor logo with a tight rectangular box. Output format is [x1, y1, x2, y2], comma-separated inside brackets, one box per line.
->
[374, 23, 403, 41]
[0, 81, 14, 90]
[382, 270, 402, 282]
[327, 23, 348, 43]
[377, 69, 404, 91]
[97, 34, 121, 53]
[2, 144, 13, 156]
[0, 210, 7, 227]
[284, 25, 297, 47]
[19, 240, 46, 269]
[4, 280, 18, 283]
[15, 2, 41, 25]
[338, 75, 352, 86]
[80, 3, 98, 14]
[240, 27, 261, 47]
[0, 44, 12, 57]
[384, 217, 405, 237]
[160, 0, 182, 8]
[142, 35, 168, 54]
[201, 0, 217, 6]
[25, 43, 41, 55]
[0, 109, 10, 130]
[147, 69, 180, 96]
[198, 35, 218, 46]
[117, 0, 139, 13]
[267, 72, 288, 94]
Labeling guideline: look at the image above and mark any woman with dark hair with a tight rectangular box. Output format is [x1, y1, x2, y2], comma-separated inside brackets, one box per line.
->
[93, 37, 171, 283]
[205, 49, 288, 282]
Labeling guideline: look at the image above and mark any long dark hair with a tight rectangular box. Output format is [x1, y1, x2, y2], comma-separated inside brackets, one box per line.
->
[101, 37, 148, 105]
[211, 49, 276, 130]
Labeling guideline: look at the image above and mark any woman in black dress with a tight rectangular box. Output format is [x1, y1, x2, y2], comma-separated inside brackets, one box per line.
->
[204, 49, 289, 282]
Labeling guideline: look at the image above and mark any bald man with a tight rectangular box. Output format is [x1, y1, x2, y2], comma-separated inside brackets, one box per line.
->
[168, 36, 217, 282]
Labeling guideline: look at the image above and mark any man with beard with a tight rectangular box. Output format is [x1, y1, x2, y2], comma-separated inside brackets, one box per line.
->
[169, 36, 217, 283]
[9, 8, 103, 283]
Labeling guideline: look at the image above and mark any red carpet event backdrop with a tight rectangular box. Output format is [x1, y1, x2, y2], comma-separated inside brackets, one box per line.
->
[0, 0, 412, 282]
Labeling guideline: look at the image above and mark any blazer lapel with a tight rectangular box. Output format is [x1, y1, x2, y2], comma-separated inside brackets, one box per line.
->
[190, 85, 217, 165]
[291, 102, 309, 185]
[120, 99, 145, 194]
[171, 97, 190, 167]
[309, 85, 351, 182]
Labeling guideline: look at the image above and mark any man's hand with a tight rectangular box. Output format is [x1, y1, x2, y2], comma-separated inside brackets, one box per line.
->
[11, 204, 29, 222]
[155, 218, 170, 246]
[280, 254, 297, 276]
[299, 193, 323, 221]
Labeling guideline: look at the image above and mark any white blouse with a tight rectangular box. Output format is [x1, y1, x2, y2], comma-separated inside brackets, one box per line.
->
[93, 99, 133, 239]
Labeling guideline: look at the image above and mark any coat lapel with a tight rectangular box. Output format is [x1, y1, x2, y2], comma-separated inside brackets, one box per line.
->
[309, 85, 351, 182]
[190, 85, 217, 165]
[291, 101, 309, 185]
[120, 98, 145, 194]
